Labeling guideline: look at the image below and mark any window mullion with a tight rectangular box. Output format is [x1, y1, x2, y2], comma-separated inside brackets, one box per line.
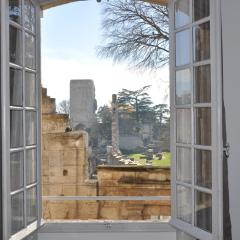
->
[21, 0, 28, 229]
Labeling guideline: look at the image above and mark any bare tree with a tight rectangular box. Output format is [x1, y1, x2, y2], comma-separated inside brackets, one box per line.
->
[57, 100, 70, 115]
[98, 0, 169, 70]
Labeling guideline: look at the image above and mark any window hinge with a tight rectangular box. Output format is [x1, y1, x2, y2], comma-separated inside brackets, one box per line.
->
[223, 143, 230, 158]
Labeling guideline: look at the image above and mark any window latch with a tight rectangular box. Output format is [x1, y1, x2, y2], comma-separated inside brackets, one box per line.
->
[223, 143, 230, 158]
[104, 222, 112, 230]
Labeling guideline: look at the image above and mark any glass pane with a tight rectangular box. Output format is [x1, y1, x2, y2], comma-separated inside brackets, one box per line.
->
[177, 147, 192, 183]
[10, 68, 23, 107]
[195, 108, 211, 146]
[177, 231, 197, 240]
[194, 64, 211, 103]
[9, 0, 21, 24]
[26, 187, 37, 224]
[25, 33, 35, 69]
[195, 149, 212, 189]
[195, 191, 212, 232]
[10, 110, 23, 148]
[24, 0, 36, 32]
[25, 72, 36, 107]
[175, 0, 190, 28]
[11, 192, 24, 235]
[176, 109, 191, 144]
[9, 26, 22, 65]
[194, 0, 209, 21]
[26, 149, 37, 185]
[176, 29, 190, 66]
[10, 151, 24, 191]
[176, 68, 191, 105]
[177, 185, 192, 223]
[26, 111, 36, 146]
[194, 22, 210, 62]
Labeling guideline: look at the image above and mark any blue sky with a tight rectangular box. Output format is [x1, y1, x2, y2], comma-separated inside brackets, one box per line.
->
[41, 0, 169, 107]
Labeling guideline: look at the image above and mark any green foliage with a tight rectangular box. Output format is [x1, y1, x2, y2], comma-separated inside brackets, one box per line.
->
[128, 152, 171, 167]
[152, 152, 171, 167]
[118, 85, 153, 123]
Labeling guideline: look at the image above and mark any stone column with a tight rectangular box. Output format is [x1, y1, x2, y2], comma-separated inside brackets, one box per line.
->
[111, 94, 120, 154]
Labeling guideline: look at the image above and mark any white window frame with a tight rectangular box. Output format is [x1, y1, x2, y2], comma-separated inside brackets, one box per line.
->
[169, 0, 224, 239]
[1, 0, 42, 239]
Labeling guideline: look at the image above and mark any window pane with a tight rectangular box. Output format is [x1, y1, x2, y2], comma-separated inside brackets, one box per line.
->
[177, 147, 192, 184]
[176, 68, 191, 105]
[194, 22, 210, 62]
[26, 149, 37, 185]
[11, 192, 24, 235]
[26, 111, 36, 146]
[24, 0, 35, 32]
[177, 185, 192, 223]
[10, 151, 24, 191]
[194, 0, 209, 21]
[195, 149, 212, 189]
[176, 29, 190, 66]
[195, 108, 211, 146]
[10, 110, 23, 148]
[194, 64, 211, 103]
[25, 72, 36, 107]
[9, 0, 21, 24]
[176, 109, 191, 144]
[9, 26, 22, 65]
[175, 0, 190, 28]
[10, 68, 23, 107]
[195, 191, 212, 232]
[25, 33, 35, 69]
[26, 187, 37, 224]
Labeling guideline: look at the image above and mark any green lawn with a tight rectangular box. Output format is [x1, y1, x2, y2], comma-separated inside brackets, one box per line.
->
[128, 152, 171, 167]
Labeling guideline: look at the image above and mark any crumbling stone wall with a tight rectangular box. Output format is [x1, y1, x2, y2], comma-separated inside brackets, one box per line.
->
[42, 87, 98, 219]
[42, 87, 56, 114]
[97, 166, 171, 220]
[42, 131, 98, 219]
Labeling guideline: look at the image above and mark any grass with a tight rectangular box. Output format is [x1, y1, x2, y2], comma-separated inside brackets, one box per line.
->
[128, 152, 171, 167]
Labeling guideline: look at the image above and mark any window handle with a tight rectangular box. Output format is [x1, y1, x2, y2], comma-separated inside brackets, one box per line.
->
[223, 143, 230, 158]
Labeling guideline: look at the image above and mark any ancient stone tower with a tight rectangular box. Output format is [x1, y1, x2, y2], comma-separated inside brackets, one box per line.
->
[70, 80, 97, 129]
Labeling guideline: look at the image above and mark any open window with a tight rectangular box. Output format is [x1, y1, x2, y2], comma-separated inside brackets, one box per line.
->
[2, 0, 42, 239]
[169, 0, 223, 239]
[1, 0, 226, 239]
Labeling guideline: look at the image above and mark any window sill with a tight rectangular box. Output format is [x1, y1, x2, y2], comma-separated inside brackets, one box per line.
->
[39, 219, 175, 233]
[36, 220, 176, 240]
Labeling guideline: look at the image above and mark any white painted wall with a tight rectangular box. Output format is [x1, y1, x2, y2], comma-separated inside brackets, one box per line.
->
[221, 0, 240, 239]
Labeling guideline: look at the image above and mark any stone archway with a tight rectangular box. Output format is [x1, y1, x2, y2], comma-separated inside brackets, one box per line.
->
[39, 0, 168, 10]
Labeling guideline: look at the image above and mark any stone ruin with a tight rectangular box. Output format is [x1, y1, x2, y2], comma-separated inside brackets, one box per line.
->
[41, 86, 171, 220]
[70, 79, 97, 130]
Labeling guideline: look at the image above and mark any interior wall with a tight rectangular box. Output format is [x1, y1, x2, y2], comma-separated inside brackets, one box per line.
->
[0, 1, 3, 239]
[221, 0, 240, 239]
